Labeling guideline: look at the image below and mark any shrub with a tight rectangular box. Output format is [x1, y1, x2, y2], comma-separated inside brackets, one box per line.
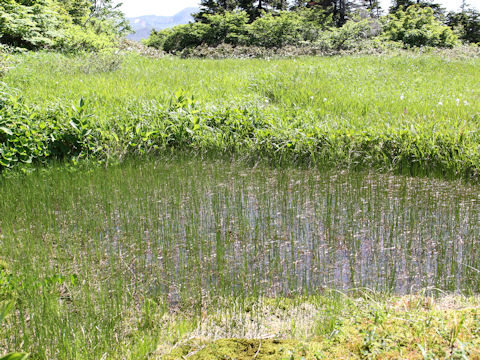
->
[247, 11, 307, 48]
[143, 28, 171, 50]
[0, 0, 125, 52]
[201, 11, 250, 46]
[54, 24, 117, 52]
[145, 8, 385, 54]
[161, 23, 210, 53]
[146, 8, 334, 52]
[0, 0, 63, 49]
[317, 18, 380, 51]
[147, 12, 250, 52]
[382, 6, 458, 47]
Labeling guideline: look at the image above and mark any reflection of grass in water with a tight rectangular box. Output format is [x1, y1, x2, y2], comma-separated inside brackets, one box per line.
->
[1, 157, 480, 358]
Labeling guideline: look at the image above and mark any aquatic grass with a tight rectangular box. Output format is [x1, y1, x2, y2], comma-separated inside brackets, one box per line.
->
[1, 157, 480, 358]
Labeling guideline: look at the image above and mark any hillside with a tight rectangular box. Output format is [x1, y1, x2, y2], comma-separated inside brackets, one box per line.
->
[127, 7, 198, 41]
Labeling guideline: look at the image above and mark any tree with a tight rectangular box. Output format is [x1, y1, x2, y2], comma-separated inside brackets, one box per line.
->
[194, 0, 238, 21]
[291, 0, 376, 26]
[389, 0, 445, 19]
[0, 0, 131, 50]
[57, 0, 90, 24]
[356, 0, 381, 17]
[0, 0, 62, 49]
[383, 5, 457, 47]
[195, 0, 287, 22]
[83, 0, 131, 36]
[447, 7, 480, 44]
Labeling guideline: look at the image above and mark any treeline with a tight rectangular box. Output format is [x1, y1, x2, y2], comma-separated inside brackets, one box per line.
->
[0, 0, 478, 54]
[0, 0, 130, 51]
[145, 0, 480, 53]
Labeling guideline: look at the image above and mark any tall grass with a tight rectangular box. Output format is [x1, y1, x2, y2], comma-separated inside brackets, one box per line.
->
[1, 157, 480, 358]
[1, 52, 479, 178]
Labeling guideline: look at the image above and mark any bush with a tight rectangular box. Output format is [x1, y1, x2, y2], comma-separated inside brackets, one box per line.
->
[54, 24, 117, 52]
[202, 11, 250, 46]
[0, 0, 125, 52]
[146, 9, 335, 52]
[143, 28, 171, 50]
[316, 18, 380, 51]
[161, 23, 209, 53]
[383, 6, 458, 47]
[145, 8, 384, 53]
[0, 0, 62, 49]
[146, 12, 250, 52]
[248, 11, 307, 48]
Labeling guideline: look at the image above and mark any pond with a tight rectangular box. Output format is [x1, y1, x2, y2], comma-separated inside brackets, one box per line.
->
[1, 158, 479, 304]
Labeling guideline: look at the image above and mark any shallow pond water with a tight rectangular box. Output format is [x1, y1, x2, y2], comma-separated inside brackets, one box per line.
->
[1, 159, 480, 301]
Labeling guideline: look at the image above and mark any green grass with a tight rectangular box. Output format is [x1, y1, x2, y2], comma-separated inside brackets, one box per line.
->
[1, 52, 480, 178]
[1, 157, 480, 359]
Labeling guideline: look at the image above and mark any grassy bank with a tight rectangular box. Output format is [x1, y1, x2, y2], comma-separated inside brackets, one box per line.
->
[1, 52, 479, 178]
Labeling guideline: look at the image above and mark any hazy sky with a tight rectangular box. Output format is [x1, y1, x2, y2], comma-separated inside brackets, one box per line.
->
[118, 0, 477, 17]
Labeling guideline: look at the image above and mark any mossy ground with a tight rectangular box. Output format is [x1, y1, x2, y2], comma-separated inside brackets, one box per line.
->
[126, 295, 480, 359]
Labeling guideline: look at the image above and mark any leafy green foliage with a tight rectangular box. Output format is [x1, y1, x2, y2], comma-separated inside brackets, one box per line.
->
[146, 2, 473, 53]
[0, 0, 130, 51]
[0, 0, 62, 49]
[0, 260, 18, 302]
[195, 0, 365, 25]
[0, 347, 28, 358]
[389, 0, 446, 19]
[382, 6, 458, 47]
[0, 85, 105, 170]
[316, 17, 379, 51]
[195, 0, 288, 22]
[54, 24, 115, 52]
[146, 8, 379, 52]
[447, 8, 480, 44]
[248, 11, 310, 47]
[146, 11, 250, 52]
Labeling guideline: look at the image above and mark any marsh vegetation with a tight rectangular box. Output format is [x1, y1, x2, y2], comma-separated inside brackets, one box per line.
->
[1, 158, 480, 358]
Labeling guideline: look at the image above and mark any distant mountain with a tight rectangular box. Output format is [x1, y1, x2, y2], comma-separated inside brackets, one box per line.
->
[127, 7, 198, 41]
